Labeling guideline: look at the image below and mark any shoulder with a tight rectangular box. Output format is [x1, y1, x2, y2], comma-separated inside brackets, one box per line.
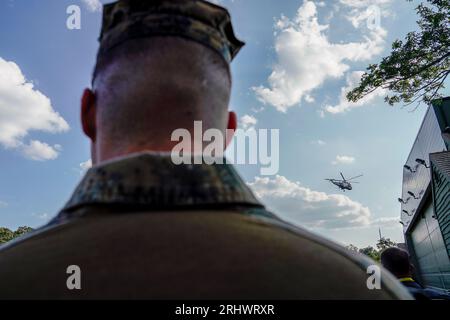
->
[0, 209, 413, 299]
[243, 212, 413, 299]
[423, 288, 450, 300]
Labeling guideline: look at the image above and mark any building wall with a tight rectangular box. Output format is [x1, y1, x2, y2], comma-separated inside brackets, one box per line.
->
[400, 107, 446, 229]
[401, 105, 449, 290]
[430, 151, 450, 289]
[410, 199, 450, 289]
[433, 98, 450, 150]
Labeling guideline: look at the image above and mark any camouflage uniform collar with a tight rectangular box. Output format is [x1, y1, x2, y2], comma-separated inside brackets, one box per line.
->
[61, 152, 262, 214]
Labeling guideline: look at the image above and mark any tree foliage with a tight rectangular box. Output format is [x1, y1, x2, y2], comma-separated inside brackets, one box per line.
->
[347, 237, 398, 262]
[347, 0, 450, 108]
[376, 237, 397, 251]
[0, 226, 33, 244]
[359, 246, 381, 261]
[346, 244, 359, 252]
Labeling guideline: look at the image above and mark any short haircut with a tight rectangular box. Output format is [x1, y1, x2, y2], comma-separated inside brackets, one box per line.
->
[93, 36, 231, 88]
[380, 247, 411, 277]
[92, 37, 232, 148]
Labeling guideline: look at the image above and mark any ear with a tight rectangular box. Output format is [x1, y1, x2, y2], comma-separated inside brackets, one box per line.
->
[81, 89, 97, 142]
[225, 111, 237, 148]
[227, 111, 237, 131]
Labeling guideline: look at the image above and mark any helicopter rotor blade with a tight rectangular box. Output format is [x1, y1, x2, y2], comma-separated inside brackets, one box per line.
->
[340, 172, 346, 181]
[348, 174, 363, 181]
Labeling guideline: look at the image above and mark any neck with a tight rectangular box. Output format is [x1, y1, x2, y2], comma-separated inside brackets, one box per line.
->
[93, 139, 227, 166]
[94, 143, 176, 165]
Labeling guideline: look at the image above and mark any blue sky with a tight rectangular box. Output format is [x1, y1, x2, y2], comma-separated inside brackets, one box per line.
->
[0, 0, 441, 248]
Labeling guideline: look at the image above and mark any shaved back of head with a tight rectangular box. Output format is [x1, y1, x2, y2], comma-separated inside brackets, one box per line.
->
[380, 247, 411, 278]
[92, 37, 232, 156]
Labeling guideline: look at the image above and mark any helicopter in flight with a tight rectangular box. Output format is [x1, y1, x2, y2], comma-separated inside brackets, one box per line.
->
[326, 172, 363, 191]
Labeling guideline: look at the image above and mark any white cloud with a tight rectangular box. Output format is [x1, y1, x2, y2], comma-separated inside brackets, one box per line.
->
[81, 0, 102, 12]
[0, 201, 7, 208]
[21, 140, 61, 161]
[253, 0, 386, 112]
[80, 159, 92, 171]
[371, 217, 400, 229]
[0, 57, 69, 160]
[340, 0, 392, 9]
[248, 175, 371, 229]
[311, 139, 326, 146]
[304, 94, 315, 103]
[248, 175, 398, 230]
[332, 155, 355, 165]
[340, 0, 393, 26]
[316, 1, 326, 7]
[32, 213, 49, 220]
[251, 106, 265, 113]
[324, 71, 386, 114]
[239, 114, 258, 130]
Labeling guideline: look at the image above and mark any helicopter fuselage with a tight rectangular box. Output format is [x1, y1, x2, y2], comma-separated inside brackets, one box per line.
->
[326, 172, 362, 191]
[330, 180, 352, 191]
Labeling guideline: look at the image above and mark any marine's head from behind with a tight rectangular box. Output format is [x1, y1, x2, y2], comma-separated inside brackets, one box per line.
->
[381, 247, 450, 300]
[0, 0, 413, 300]
[82, 0, 244, 163]
[381, 247, 412, 279]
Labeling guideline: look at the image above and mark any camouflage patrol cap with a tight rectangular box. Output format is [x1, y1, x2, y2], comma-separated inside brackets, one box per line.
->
[94, 0, 245, 77]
